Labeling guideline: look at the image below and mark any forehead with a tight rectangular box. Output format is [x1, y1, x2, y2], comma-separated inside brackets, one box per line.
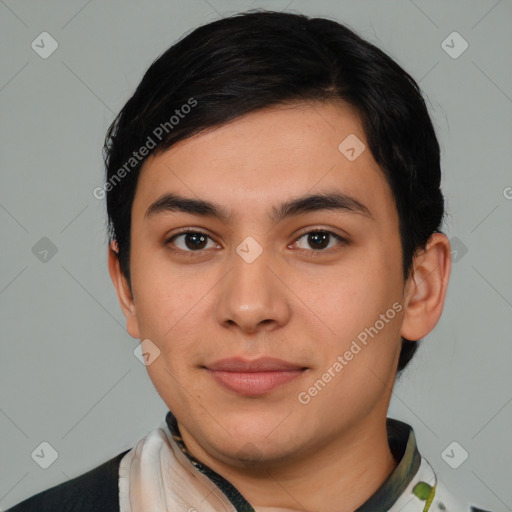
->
[133, 101, 396, 226]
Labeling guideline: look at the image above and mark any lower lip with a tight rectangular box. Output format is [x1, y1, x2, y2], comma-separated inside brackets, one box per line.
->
[206, 369, 305, 395]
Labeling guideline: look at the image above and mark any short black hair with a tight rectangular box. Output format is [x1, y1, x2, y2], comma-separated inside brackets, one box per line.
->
[102, 10, 445, 374]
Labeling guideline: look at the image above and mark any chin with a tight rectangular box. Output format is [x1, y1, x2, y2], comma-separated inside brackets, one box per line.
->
[217, 439, 298, 467]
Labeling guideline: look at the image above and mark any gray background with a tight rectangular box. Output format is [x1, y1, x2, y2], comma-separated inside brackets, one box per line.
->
[1, 0, 511, 510]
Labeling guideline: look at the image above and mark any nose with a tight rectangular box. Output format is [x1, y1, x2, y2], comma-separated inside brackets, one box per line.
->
[214, 242, 291, 334]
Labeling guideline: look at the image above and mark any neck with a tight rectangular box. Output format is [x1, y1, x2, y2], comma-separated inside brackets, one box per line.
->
[178, 413, 398, 512]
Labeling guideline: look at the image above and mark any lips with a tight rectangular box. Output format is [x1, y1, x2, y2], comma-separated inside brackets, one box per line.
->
[205, 357, 307, 395]
[207, 357, 306, 372]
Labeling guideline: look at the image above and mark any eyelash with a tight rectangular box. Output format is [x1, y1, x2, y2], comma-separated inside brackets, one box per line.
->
[164, 228, 348, 257]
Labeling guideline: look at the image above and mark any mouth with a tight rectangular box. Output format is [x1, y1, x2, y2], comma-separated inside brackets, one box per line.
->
[204, 357, 308, 396]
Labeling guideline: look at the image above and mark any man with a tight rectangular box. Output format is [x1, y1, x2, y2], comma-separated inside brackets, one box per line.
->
[7, 10, 493, 512]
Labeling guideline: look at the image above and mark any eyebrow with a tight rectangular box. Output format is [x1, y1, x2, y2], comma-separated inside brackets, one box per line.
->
[144, 191, 373, 224]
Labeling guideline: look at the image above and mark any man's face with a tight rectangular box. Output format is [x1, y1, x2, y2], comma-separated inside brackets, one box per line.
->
[120, 101, 407, 465]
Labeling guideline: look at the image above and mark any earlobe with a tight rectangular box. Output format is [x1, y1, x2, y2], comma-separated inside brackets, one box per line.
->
[400, 233, 452, 341]
[107, 241, 141, 339]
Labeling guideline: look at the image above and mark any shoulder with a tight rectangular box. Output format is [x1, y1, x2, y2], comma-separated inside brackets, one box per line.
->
[397, 451, 495, 512]
[5, 449, 130, 512]
[427, 478, 495, 512]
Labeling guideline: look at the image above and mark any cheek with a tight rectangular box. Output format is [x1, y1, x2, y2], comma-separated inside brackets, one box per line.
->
[297, 251, 403, 363]
[130, 243, 201, 335]
[297, 263, 387, 335]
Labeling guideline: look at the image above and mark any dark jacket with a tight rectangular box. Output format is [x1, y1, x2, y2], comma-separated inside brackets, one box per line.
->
[6, 450, 130, 512]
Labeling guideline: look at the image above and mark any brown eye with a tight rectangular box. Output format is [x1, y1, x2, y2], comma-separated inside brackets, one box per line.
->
[293, 231, 346, 252]
[166, 231, 218, 253]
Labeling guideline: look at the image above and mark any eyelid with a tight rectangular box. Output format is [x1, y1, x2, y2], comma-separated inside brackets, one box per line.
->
[293, 225, 349, 240]
[167, 227, 211, 238]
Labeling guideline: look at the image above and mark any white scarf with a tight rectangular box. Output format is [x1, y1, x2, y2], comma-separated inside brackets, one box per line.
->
[118, 420, 237, 512]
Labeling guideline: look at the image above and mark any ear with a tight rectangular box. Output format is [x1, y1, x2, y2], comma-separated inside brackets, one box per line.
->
[401, 233, 452, 341]
[108, 240, 141, 339]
